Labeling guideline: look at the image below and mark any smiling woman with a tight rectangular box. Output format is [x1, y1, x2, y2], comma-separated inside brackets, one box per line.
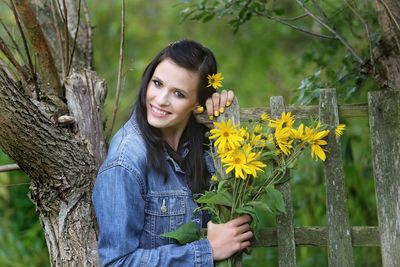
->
[92, 40, 252, 266]
[146, 59, 199, 150]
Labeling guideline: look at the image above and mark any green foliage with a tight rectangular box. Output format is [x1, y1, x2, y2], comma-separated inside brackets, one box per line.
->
[0, 151, 49, 267]
[160, 222, 201, 244]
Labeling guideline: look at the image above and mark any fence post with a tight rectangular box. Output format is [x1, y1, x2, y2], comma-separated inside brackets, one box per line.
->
[215, 97, 243, 267]
[319, 89, 354, 267]
[270, 96, 296, 267]
[368, 90, 400, 267]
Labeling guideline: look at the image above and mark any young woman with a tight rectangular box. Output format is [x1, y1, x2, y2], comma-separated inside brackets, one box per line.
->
[92, 40, 253, 266]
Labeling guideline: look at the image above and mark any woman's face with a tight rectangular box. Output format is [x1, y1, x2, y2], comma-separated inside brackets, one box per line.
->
[146, 58, 199, 137]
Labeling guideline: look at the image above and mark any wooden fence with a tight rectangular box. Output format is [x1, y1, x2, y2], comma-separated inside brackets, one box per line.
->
[197, 88, 400, 267]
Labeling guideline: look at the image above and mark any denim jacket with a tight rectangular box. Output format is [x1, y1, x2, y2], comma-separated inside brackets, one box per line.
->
[92, 114, 214, 266]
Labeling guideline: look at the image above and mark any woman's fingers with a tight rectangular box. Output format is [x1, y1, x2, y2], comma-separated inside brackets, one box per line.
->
[204, 90, 235, 120]
[238, 229, 253, 242]
[205, 98, 214, 119]
[219, 90, 228, 112]
[229, 214, 252, 226]
[237, 222, 251, 233]
[226, 90, 234, 107]
[212, 93, 220, 117]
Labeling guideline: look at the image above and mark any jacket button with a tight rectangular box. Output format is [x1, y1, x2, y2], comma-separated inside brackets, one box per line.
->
[161, 199, 167, 213]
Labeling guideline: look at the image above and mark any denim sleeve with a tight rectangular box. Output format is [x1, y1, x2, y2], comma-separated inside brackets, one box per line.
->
[92, 165, 213, 267]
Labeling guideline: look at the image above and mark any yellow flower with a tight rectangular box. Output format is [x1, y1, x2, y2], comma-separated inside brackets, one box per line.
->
[209, 119, 243, 152]
[260, 112, 270, 122]
[211, 175, 218, 182]
[269, 112, 295, 129]
[335, 124, 346, 137]
[207, 73, 224, 89]
[310, 129, 330, 161]
[290, 123, 305, 141]
[239, 127, 250, 140]
[222, 149, 251, 180]
[217, 145, 233, 160]
[222, 145, 266, 179]
[253, 124, 263, 135]
[274, 126, 293, 155]
[243, 145, 266, 177]
[303, 126, 315, 143]
[250, 133, 262, 147]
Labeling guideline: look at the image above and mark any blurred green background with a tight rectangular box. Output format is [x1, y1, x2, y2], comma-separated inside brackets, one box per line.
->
[0, 0, 381, 266]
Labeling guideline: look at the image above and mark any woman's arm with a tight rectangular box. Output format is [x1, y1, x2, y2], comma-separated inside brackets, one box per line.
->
[92, 165, 213, 267]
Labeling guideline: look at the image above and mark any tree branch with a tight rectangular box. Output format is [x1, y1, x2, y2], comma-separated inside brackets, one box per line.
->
[62, 0, 69, 81]
[254, 10, 337, 40]
[12, 0, 66, 112]
[0, 36, 29, 82]
[343, 0, 375, 69]
[9, 0, 37, 89]
[107, 0, 126, 140]
[378, 0, 400, 52]
[0, 163, 20, 172]
[296, 0, 364, 64]
[82, 0, 93, 69]
[66, 0, 82, 76]
[50, 0, 66, 79]
[0, 18, 24, 63]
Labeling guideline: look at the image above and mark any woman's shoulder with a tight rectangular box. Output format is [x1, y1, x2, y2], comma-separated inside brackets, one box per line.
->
[100, 117, 147, 173]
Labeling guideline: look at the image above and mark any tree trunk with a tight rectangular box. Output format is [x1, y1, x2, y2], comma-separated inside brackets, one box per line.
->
[0, 0, 105, 265]
[374, 0, 400, 90]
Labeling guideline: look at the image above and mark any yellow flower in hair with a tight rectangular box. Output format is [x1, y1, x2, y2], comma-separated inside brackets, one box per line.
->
[207, 73, 224, 89]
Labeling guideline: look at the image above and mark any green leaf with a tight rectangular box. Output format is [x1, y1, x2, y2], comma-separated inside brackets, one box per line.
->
[266, 187, 286, 213]
[273, 8, 285, 16]
[196, 189, 233, 207]
[160, 222, 200, 245]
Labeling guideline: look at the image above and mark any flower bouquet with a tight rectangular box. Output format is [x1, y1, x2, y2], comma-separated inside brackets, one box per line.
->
[162, 74, 346, 266]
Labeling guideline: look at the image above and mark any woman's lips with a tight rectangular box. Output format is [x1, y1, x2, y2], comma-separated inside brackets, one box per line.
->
[149, 104, 171, 118]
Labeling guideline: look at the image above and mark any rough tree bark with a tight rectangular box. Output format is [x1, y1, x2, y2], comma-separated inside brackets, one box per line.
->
[0, 0, 105, 266]
[374, 0, 400, 90]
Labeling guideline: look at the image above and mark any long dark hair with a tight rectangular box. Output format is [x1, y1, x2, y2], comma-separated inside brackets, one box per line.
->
[134, 40, 217, 193]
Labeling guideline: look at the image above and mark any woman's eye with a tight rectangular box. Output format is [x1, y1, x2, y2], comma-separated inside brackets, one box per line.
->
[152, 79, 162, 87]
[174, 90, 185, 98]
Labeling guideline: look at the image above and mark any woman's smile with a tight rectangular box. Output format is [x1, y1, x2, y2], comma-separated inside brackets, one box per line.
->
[149, 104, 171, 118]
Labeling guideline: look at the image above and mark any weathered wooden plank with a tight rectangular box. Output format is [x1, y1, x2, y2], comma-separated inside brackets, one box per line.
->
[368, 90, 400, 267]
[214, 97, 243, 267]
[195, 104, 368, 124]
[270, 96, 296, 267]
[213, 97, 240, 180]
[251, 226, 380, 247]
[319, 89, 354, 267]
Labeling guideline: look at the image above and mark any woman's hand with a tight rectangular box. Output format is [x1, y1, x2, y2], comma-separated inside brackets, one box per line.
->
[205, 90, 235, 120]
[207, 215, 253, 261]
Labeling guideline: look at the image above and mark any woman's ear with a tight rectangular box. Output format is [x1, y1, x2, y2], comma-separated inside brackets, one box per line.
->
[193, 104, 204, 114]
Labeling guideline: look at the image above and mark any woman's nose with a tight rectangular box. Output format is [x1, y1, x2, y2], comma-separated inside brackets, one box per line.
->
[155, 89, 170, 106]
